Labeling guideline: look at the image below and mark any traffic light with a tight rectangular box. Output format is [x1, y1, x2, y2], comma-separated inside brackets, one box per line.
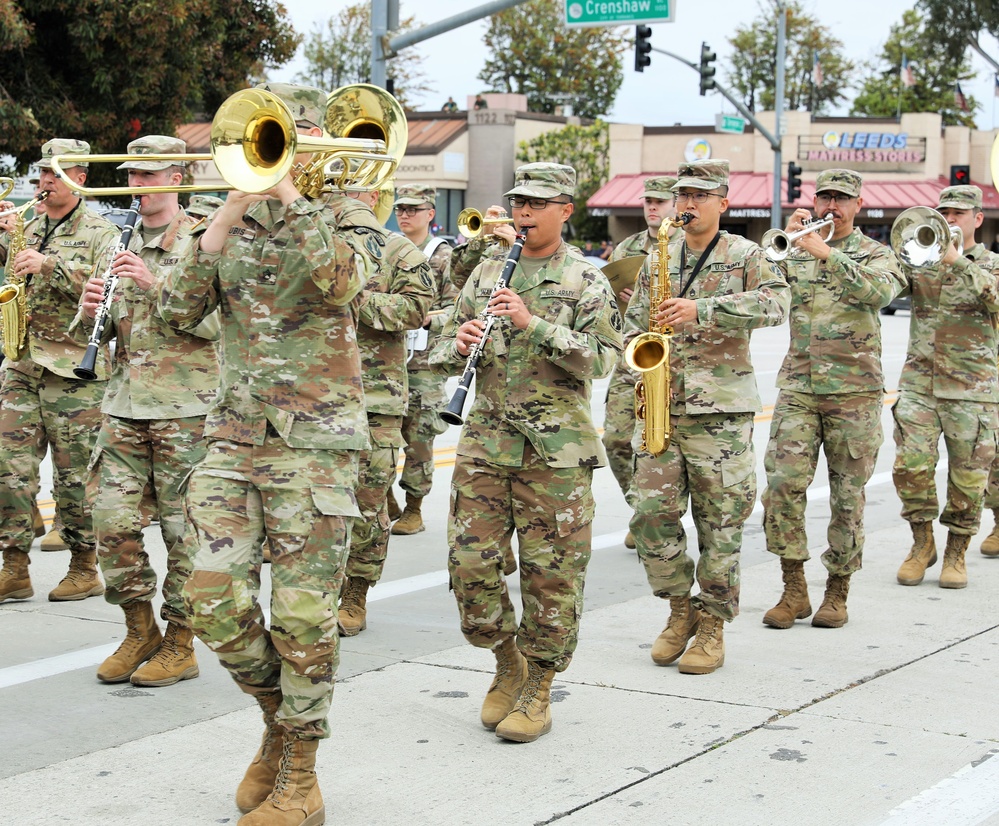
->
[698, 42, 716, 95]
[950, 164, 970, 186]
[787, 162, 803, 202]
[634, 25, 652, 72]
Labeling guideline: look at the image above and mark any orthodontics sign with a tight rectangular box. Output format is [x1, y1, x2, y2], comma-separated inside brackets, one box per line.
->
[797, 131, 927, 170]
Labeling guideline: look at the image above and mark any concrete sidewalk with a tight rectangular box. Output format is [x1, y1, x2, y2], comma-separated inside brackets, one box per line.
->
[2, 521, 998, 826]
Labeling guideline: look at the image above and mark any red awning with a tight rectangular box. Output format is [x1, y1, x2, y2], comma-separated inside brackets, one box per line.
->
[588, 172, 999, 211]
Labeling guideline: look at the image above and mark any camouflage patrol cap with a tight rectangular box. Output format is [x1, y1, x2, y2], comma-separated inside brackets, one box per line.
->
[815, 168, 862, 198]
[186, 194, 224, 217]
[643, 175, 678, 200]
[672, 159, 729, 191]
[504, 162, 576, 199]
[394, 183, 436, 208]
[116, 135, 187, 171]
[36, 138, 91, 170]
[255, 82, 326, 128]
[938, 184, 982, 210]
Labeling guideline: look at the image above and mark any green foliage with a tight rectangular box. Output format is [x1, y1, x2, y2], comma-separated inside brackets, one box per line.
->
[726, 1, 854, 113]
[918, 0, 999, 63]
[517, 121, 610, 240]
[0, 0, 298, 189]
[294, 3, 433, 111]
[851, 9, 979, 126]
[479, 0, 627, 119]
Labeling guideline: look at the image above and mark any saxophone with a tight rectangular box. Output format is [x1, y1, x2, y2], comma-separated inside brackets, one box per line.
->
[623, 213, 692, 456]
[0, 193, 47, 361]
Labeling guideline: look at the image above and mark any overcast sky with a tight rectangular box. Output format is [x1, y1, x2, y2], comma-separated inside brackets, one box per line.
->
[272, 0, 999, 130]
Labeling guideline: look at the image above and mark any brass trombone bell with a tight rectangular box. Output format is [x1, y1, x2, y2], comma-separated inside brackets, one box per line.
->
[890, 206, 963, 269]
[457, 208, 514, 239]
[0, 177, 14, 200]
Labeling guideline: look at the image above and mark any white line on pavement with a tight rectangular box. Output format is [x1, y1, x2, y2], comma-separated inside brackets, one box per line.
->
[878, 751, 999, 825]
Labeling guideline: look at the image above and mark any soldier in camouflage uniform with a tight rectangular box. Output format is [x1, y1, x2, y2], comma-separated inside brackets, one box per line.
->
[75, 136, 222, 687]
[0, 139, 118, 603]
[894, 184, 999, 590]
[603, 175, 677, 548]
[761, 169, 905, 630]
[625, 159, 789, 675]
[429, 163, 622, 743]
[333, 187, 433, 635]
[387, 184, 458, 535]
[449, 204, 517, 292]
[158, 84, 371, 826]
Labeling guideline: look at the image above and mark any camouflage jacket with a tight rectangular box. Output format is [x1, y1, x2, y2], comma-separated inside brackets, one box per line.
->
[450, 235, 512, 292]
[430, 241, 623, 469]
[624, 231, 790, 415]
[75, 210, 222, 419]
[898, 242, 999, 401]
[158, 194, 370, 450]
[610, 229, 654, 262]
[777, 229, 905, 394]
[327, 198, 433, 426]
[407, 237, 457, 387]
[1, 200, 118, 380]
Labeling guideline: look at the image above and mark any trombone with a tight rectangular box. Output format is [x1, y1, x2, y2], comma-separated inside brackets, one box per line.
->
[457, 208, 515, 240]
[890, 206, 963, 269]
[48, 84, 407, 198]
[0, 177, 13, 201]
[761, 215, 835, 261]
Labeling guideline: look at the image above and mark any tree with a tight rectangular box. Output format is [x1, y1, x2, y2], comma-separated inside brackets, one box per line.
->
[479, 0, 628, 120]
[726, 1, 854, 113]
[918, 0, 999, 64]
[517, 121, 610, 241]
[294, 3, 433, 112]
[0, 0, 298, 187]
[851, 10, 979, 127]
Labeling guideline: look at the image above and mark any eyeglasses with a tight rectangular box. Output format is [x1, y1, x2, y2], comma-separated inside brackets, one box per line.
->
[508, 196, 570, 210]
[673, 191, 724, 205]
[815, 193, 855, 204]
[394, 206, 430, 216]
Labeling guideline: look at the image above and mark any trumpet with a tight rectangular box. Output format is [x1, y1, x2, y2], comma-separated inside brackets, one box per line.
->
[49, 84, 406, 198]
[761, 215, 835, 261]
[0, 191, 47, 220]
[457, 208, 514, 240]
[890, 206, 963, 269]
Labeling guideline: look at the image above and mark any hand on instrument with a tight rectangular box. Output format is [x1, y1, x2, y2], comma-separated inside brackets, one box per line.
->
[0, 201, 15, 233]
[489, 287, 531, 329]
[112, 249, 155, 291]
[656, 297, 697, 327]
[82, 276, 106, 319]
[455, 318, 487, 357]
[12, 249, 47, 277]
[483, 205, 516, 247]
[264, 174, 303, 207]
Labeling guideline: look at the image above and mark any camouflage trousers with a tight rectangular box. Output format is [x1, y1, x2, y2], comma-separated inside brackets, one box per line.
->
[627, 413, 756, 621]
[344, 414, 402, 584]
[762, 390, 883, 576]
[892, 392, 998, 535]
[601, 358, 638, 496]
[0, 368, 105, 556]
[397, 385, 448, 498]
[448, 445, 594, 672]
[88, 415, 207, 623]
[182, 435, 360, 739]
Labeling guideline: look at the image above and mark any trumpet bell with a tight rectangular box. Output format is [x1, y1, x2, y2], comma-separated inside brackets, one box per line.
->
[891, 206, 958, 268]
[456, 207, 514, 239]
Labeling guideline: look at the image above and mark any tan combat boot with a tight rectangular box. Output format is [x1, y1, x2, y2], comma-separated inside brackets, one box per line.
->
[236, 691, 284, 814]
[98, 601, 163, 682]
[391, 494, 425, 535]
[0, 550, 33, 603]
[940, 533, 970, 589]
[980, 509, 999, 557]
[897, 522, 937, 586]
[131, 621, 200, 686]
[763, 559, 812, 629]
[49, 550, 104, 601]
[811, 574, 851, 628]
[387, 490, 403, 522]
[678, 610, 725, 675]
[238, 737, 324, 826]
[495, 660, 555, 743]
[480, 636, 528, 730]
[337, 576, 369, 636]
[32, 505, 45, 538]
[624, 531, 636, 549]
[41, 528, 68, 552]
[650, 595, 699, 665]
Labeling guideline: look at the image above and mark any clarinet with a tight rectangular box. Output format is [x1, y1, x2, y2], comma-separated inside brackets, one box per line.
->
[74, 198, 141, 380]
[441, 229, 528, 426]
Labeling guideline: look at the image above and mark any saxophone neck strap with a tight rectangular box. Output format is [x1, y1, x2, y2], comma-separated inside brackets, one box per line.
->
[678, 231, 721, 298]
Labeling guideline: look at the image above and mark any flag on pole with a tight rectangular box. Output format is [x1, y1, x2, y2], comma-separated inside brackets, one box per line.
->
[900, 55, 916, 88]
[812, 51, 824, 88]
[955, 82, 969, 112]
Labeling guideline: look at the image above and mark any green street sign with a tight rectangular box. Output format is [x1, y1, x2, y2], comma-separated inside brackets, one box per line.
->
[565, 0, 675, 27]
[715, 114, 746, 134]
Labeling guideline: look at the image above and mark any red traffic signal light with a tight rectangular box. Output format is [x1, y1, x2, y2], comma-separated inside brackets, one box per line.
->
[950, 165, 970, 186]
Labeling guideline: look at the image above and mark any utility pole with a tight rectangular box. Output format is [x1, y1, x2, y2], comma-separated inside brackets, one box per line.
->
[772, 0, 787, 229]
